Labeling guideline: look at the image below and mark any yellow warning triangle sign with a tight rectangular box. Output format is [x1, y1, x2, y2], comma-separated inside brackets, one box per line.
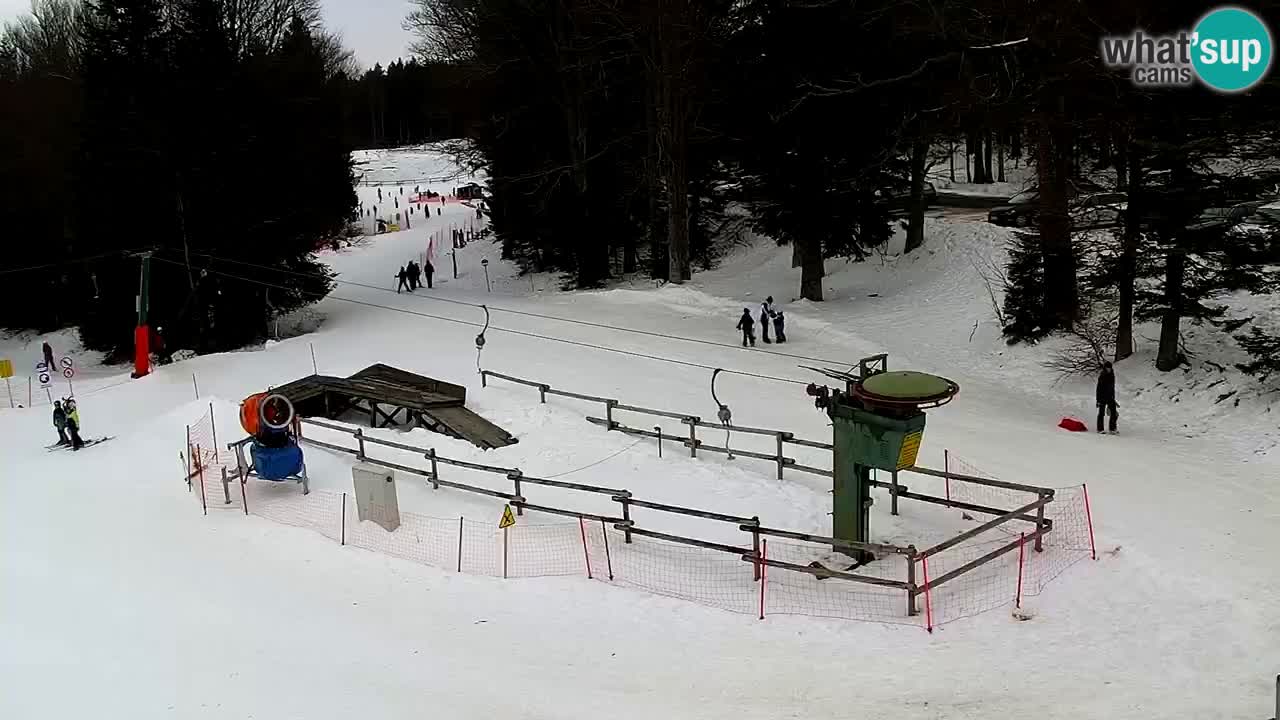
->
[499, 504, 517, 529]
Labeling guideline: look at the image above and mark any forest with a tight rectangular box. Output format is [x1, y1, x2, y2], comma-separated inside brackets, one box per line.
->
[3, 0, 1280, 380]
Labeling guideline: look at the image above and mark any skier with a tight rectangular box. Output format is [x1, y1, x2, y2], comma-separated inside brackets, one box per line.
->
[1096, 361, 1118, 434]
[64, 398, 83, 450]
[51, 400, 69, 446]
[736, 308, 756, 347]
[42, 341, 54, 370]
[395, 266, 410, 294]
[423, 259, 434, 289]
[377, 188, 383, 202]
[760, 296, 776, 344]
[407, 261, 421, 290]
[773, 310, 786, 343]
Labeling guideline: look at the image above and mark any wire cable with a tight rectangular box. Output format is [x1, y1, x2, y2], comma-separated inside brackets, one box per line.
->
[165, 248, 857, 369]
[541, 438, 646, 478]
[149, 256, 810, 386]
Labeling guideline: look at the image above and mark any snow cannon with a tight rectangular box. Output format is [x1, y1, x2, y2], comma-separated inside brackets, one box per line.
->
[805, 354, 958, 560]
[230, 392, 308, 493]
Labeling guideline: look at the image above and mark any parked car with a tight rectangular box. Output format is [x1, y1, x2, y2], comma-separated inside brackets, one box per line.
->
[880, 181, 937, 214]
[987, 189, 1126, 230]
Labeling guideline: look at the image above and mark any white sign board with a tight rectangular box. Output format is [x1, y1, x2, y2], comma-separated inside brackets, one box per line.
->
[352, 464, 400, 532]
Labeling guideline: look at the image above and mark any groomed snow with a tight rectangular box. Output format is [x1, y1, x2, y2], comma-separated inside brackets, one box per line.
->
[2, 146, 1278, 719]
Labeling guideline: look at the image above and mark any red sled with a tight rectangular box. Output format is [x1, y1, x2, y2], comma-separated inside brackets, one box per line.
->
[1058, 417, 1088, 432]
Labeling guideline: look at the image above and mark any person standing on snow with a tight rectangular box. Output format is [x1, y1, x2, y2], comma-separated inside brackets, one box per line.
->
[64, 398, 83, 450]
[773, 310, 786, 343]
[52, 400, 69, 446]
[407, 261, 421, 290]
[42, 341, 54, 370]
[1096, 361, 1118, 434]
[759, 296, 776, 344]
[395, 266, 410, 294]
[736, 308, 756, 347]
[423, 259, 435, 289]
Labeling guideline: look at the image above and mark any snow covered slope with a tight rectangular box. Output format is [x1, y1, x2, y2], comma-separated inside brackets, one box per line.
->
[2, 147, 1278, 719]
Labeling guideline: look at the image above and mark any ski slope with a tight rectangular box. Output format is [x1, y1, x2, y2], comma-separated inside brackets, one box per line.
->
[2, 147, 1278, 719]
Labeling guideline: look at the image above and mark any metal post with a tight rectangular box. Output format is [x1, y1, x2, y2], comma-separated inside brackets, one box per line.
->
[340, 492, 346, 546]
[451, 250, 458, 279]
[192, 373, 199, 400]
[3, 378, 9, 408]
[890, 471, 900, 516]
[310, 343, 318, 375]
[28, 376, 32, 406]
[944, 448, 951, 505]
[355, 428, 366, 460]
[539, 384, 548, 404]
[605, 399, 615, 430]
[1034, 492, 1047, 552]
[688, 419, 697, 458]
[427, 449, 439, 489]
[776, 433, 785, 480]
[221, 466, 231, 505]
[620, 495, 633, 544]
[655, 426, 663, 457]
[906, 549, 918, 616]
[480, 371, 487, 388]
[750, 518, 761, 581]
[510, 473, 523, 515]
[209, 402, 218, 465]
[502, 526, 509, 579]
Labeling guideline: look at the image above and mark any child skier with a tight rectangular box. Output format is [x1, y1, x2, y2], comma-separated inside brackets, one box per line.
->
[736, 308, 756, 347]
[51, 400, 69, 446]
[773, 310, 786, 343]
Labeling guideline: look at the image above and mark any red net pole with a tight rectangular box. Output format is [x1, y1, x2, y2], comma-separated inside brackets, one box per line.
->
[1083, 483, 1097, 560]
[599, 518, 613, 581]
[923, 557, 934, 632]
[578, 516, 593, 579]
[758, 539, 768, 620]
[1016, 532, 1026, 608]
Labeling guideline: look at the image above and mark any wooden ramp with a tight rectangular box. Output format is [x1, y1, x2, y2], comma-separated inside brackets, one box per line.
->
[272, 364, 516, 450]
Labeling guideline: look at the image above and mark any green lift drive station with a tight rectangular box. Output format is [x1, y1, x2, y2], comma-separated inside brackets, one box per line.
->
[805, 355, 959, 561]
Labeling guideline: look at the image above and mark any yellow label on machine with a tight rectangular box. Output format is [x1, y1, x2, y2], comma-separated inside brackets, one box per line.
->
[896, 431, 923, 470]
[499, 504, 517, 529]
[0, 358, 11, 378]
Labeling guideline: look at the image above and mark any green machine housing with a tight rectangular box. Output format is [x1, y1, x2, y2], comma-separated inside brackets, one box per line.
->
[807, 357, 958, 561]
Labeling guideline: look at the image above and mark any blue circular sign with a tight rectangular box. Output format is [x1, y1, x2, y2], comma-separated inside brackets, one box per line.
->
[1192, 7, 1273, 92]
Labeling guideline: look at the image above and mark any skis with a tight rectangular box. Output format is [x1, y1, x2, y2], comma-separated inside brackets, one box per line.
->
[47, 436, 115, 452]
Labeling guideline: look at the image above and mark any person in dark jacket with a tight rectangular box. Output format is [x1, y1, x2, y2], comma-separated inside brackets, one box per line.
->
[1096, 361, 1118, 434]
[52, 400, 69, 446]
[395, 266, 409, 294]
[423, 259, 434, 289]
[773, 310, 786, 343]
[407, 261, 420, 290]
[736, 308, 756, 347]
[42, 341, 54, 370]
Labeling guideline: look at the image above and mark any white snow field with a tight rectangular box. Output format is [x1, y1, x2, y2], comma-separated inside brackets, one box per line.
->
[3, 148, 1279, 719]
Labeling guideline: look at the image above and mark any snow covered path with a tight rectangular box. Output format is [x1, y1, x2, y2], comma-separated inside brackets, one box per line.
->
[3, 154, 1278, 719]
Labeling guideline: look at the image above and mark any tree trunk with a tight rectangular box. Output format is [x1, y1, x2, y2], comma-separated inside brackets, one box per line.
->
[1115, 132, 1128, 190]
[949, 138, 956, 183]
[905, 134, 928, 254]
[659, 3, 692, 284]
[797, 235, 824, 301]
[996, 138, 1005, 183]
[1115, 140, 1139, 361]
[970, 132, 985, 183]
[983, 129, 994, 184]
[1155, 244, 1185, 371]
[1035, 110, 1079, 330]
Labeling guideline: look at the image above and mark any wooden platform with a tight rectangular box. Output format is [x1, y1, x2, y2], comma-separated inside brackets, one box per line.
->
[272, 364, 516, 450]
